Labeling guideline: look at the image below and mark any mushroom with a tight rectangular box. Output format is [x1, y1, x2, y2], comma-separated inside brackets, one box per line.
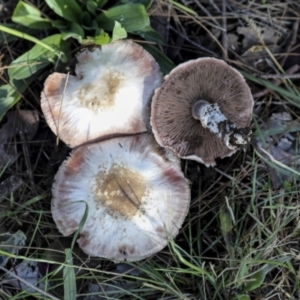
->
[151, 57, 254, 166]
[51, 133, 190, 262]
[41, 40, 162, 148]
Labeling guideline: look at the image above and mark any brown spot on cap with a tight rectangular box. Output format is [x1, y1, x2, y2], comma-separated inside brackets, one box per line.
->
[93, 164, 147, 218]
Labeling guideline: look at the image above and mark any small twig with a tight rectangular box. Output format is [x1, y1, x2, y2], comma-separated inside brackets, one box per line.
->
[0, 265, 60, 300]
[281, 18, 299, 67]
[221, 0, 228, 60]
[166, 3, 171, 46]
[56, 72, 70, 146]
[207, 0, 221, 13]
[169, 25, 217, 56]
[194, 0, 220, 27]
[257, 72, 300, 79]
[253, 64, 300, 99]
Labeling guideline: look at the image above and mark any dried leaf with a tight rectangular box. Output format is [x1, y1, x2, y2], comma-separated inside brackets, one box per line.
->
[0, 230, 26, 266]
[0, 175, 23, 203]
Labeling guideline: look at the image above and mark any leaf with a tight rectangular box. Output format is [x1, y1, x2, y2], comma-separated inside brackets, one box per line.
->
[120, 0, 153, 10]
[8, 34, 69, 80]
[63, 249, 76, 300]
[0, 24, 63, 56]
[0, 69, 43, 122]
[232, 295, 250, 300]
[52, 19, 70, 30]
[62, 22, 84, 43]
[12, 1, 52, 29]
[240, 71, 300, 109]
[133, 25, 165, 44]
[95, 0, 108, 8]
[5, 260, 45, 293]
[0, 230, 26, 266]
[219, 205, 235, 266]
[111, 21, 127, 42]
[243, 256, 291, 292]
[94, 0, 108, 8]
[45, 0, 81, 23]
[81, 11, 98, 30]
[96, 3, 149, 33]
[168, 0, 197, 15]
[86, 0, 97, 15]
[0, 24, 33, 44]
[141, 43, 175, 74]
[82, 29, 110, 46]
[0, 85, 21, 122]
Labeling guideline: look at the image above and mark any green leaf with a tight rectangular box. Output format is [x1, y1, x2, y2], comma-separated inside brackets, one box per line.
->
[0, 86, 21, 122]
[244, 256, 291, 292]
[240, 70, 300, 109]
[63, 249, 76, 300]
[141, 43, 175, 74]
[111, 21, 127, 42]
[0, 70, 43, 122]
[81, 11, 98, 30]
[96, 3, 149, 33]
[12, 1, 52, 29]
[133, 25, 165, 44]
[86, 0, 97, 15]
[62, 22, 84, 43]
[52, 19, 70, 30]
[219, 205, 235, 266]
[232, 295, 250, 300]
[94, 0, 108, 8]
[45, 0, 81, 23]
[120, 0, 153, 10]
[8, 34, 69, 80]
[168, 0, 197, 15]
[82, 29, 110, 46]
[0, 24, 63, 56]
[0, 24, 31, 44]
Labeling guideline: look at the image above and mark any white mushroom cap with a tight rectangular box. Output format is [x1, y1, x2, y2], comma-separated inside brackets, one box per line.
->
[51, 134, 190, 262]
[41, 40, 162, 148]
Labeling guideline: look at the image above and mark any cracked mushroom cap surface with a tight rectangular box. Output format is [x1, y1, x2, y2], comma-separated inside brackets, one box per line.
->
[151, 57, 254, 166]
[41, 40, 162, 148]
[51, 134, 190, 262]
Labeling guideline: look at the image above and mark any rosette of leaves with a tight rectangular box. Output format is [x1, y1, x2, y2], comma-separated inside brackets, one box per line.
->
[0, 0, 174, 121]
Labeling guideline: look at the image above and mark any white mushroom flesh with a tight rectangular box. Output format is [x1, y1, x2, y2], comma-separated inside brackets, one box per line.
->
[192, 100, 252, 150]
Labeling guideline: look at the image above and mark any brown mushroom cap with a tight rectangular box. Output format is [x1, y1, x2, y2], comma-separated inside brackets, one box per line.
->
[151, 57, 254, 166]
[51, 134, 190, 262]
[41, 40, 162, 148]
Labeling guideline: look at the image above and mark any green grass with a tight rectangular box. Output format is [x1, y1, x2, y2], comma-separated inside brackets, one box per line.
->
[1, 0, 300, 299]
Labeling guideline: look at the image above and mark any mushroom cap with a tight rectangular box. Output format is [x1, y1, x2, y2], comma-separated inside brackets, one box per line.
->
[51, 134, 190, 262]
[41, 40, 162, 148]
[151, 57, 254, 166]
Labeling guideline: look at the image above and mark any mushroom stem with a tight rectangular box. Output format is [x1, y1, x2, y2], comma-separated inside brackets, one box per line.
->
[192, 100, 252, 150]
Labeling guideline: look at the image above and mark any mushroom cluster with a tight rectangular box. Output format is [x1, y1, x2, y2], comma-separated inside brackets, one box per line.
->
[42, 40, 254, 261]
[41, 40, 190, 262]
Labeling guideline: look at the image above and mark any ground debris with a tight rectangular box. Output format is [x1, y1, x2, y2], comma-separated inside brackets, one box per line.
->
[228, 23, 289, 70]
[2, 260, 45, 294]
[0, 175, 23, 203]
[254, 112, 300, 189]
[0, 110, 39, 169]
[0, 230, 26, 267]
